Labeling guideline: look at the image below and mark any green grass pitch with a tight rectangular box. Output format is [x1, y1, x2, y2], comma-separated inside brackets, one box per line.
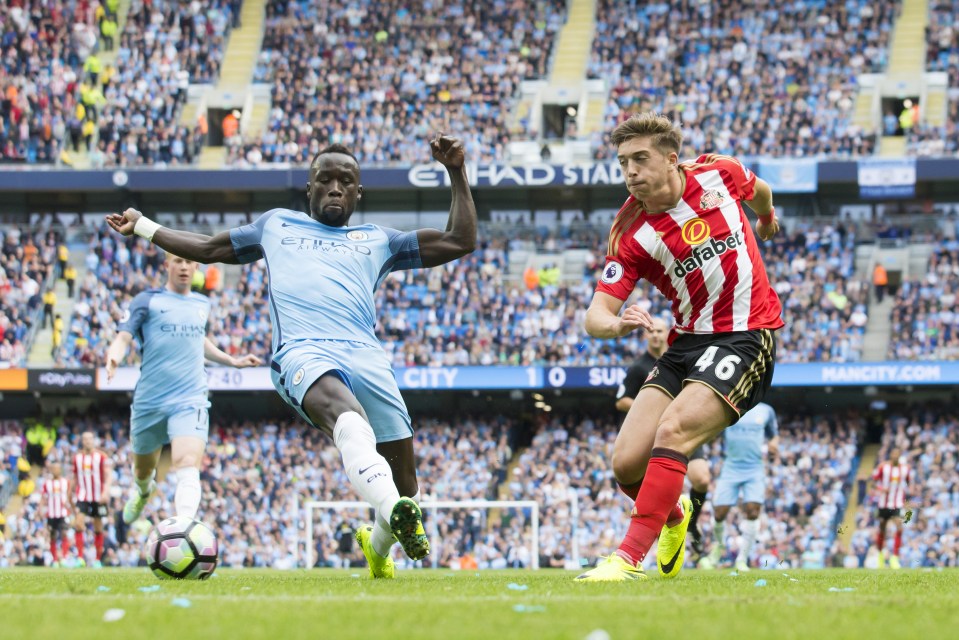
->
[1, 568, 954, 639]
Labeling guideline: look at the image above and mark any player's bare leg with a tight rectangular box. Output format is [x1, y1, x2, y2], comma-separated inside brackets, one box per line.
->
[735, 501, 761, 572]
[304, 374, 428, 569]
[123, 449, 160, 524]
[170, 436, 205, 519]
[611, 387, 672, 495]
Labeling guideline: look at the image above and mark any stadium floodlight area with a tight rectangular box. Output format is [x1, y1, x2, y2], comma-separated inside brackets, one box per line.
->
[305, 499, 580, 570]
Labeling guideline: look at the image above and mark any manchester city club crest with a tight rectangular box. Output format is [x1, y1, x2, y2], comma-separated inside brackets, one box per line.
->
[700, 189, 724, 209]
[346, 230, 369, 241]
[292, 368, 305, 385]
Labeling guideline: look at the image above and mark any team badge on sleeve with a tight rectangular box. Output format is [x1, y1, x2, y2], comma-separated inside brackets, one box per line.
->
[292, 368, 305, 385]
[602, 261, 624, 284]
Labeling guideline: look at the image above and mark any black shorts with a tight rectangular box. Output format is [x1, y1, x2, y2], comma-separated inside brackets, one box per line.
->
[690, 446, 707, 462]
[77, 501, 108, 518]
[641, 329, 777, 423]
[878, 508, 901, 520]
[48, 517, 67, 532]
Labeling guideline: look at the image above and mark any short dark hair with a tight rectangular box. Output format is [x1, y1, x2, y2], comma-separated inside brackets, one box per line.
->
[610, 112, 683, 156]
[311, 144, 359, 169]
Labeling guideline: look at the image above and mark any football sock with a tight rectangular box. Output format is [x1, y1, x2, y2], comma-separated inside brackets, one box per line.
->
[737, 518, 759, 566]
[50, 539, 59, 562]
[713, 520, 725, 550]
[174, 466, 201, 519]
[617, 480, 642, 500]
[135, 470, 155, 497]
[371, 491, 420, 557]
[334, 411, 401, 525]
[94, 532, 105, 560]
[893, 531, 902, 556]
[61, 537, 70, 560]
[876, 528, 886, 553]
[617, 448, 688, 565]
[689, 488, 708, 534]
[74, 531, 85, 558]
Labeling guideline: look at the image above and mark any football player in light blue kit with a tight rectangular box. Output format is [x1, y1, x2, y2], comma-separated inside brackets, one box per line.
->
[707, 402, 779, 571]
[106, 135, 476, 578]
[105, 253, 261, 524]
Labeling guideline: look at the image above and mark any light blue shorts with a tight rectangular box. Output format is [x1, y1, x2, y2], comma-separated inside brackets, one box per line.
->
[271, 339, 413, 443]
[714, 466, 766, 506]
[130, 401, 211, 455]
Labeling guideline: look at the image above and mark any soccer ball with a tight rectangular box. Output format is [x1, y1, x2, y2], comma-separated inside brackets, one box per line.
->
[146, 516, 218, 580]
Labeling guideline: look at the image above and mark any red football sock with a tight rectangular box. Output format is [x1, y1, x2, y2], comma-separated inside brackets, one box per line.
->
[617, 480, 642, 500]
[50, 539, 59, 562]
[75, 531, 85, 557]
[61, 537, 71, 560]
[617, 449, 688, 565]
[893, 531, 902, 556]
[876, 528, 885, 552]
[95, 532, 105, 560]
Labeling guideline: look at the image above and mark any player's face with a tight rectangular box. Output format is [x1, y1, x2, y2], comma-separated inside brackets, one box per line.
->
[647, 319, 668, 351]
[617, 137, 678, 199]
[165, 255, 197, 291]
[890, 447, 901, 462]
[51, 462, 62, 478]
[307, 153, 363, 227]
[81, 432, 94, 450]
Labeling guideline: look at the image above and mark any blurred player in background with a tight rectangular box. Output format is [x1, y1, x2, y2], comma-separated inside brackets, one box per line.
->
[105, 253, 261, 525]
[615, 317, 713, 558]
[871, 447, 912, 569]
[106, 134, 477, 579]
[72, 432, 112, 567]
[40, 461, 71, 567]
[577, 113, 782, 582]
[705, 402, 778, 571]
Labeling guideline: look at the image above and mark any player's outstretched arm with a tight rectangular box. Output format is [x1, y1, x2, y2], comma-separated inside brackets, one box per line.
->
[203, 338, 263, 368]
[105, 331, 133, 381]
[744, 178, 779, 241]
[106, 209, 240, 264]
[585, 292, 653, 339]
[416, 135, 477, 268]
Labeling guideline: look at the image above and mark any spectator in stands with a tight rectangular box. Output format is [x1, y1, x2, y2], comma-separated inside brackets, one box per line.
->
[873, 262, 888, 303]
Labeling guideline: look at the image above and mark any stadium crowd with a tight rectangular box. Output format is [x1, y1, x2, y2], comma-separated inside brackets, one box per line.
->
[849, 409, 959, 568]
[888, 242, 959, 360]
[0, 228, 62, 367]
[230, 0, 567, 167]
[588, 0, 895, 159]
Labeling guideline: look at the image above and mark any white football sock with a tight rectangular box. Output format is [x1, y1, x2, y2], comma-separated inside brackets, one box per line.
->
[737, 518, 759, 565]
[713, 520, 725, 550]
[174, 466, 201, 519]
[334, 411, 400, 525]
[134, 469, 155, 496]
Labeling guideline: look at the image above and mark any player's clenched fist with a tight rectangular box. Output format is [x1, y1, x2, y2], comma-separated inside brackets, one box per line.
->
[430, 134, 465, 169]
[105, 208, 144, 236]
[755, 217, 780, 241]
[617, 303, 654, 337]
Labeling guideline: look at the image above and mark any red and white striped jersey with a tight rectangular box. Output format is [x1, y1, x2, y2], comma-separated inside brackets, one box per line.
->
[872, 461, 912, 509]
[596, 154, 784, 340]
[41, 478, 71, 518]
[73, 451, 107, 502]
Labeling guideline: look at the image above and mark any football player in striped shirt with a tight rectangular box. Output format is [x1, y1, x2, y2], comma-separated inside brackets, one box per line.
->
[72, 432, 112, 567]
[871, 447, 913, 569]
[40, 461, 72, 567]
[577, 112, 783, 581]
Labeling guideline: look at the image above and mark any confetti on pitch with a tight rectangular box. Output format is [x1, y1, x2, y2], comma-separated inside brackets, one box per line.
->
[903, 509, 913, 524]
[754, 579, 767, 587]
[513, 604, 546, 613]
[103, 609, 126, 622]
[97, 586, 111, 592]
[584, 630, 612, 640]
[728, 570, 739, 576]
[350, 574, 360, 578]
[507, 583, 529, 591]
[170, 598, 192, 608]
[836, 525, 848, 536]
[138, 585, 161, 593]
[828, 587, 856, 593]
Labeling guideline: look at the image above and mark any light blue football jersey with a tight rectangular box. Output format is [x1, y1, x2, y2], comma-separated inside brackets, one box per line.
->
[722, 402, 778, 471]
[118, 289, 211, 411]
[229, 208, 422, 352]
